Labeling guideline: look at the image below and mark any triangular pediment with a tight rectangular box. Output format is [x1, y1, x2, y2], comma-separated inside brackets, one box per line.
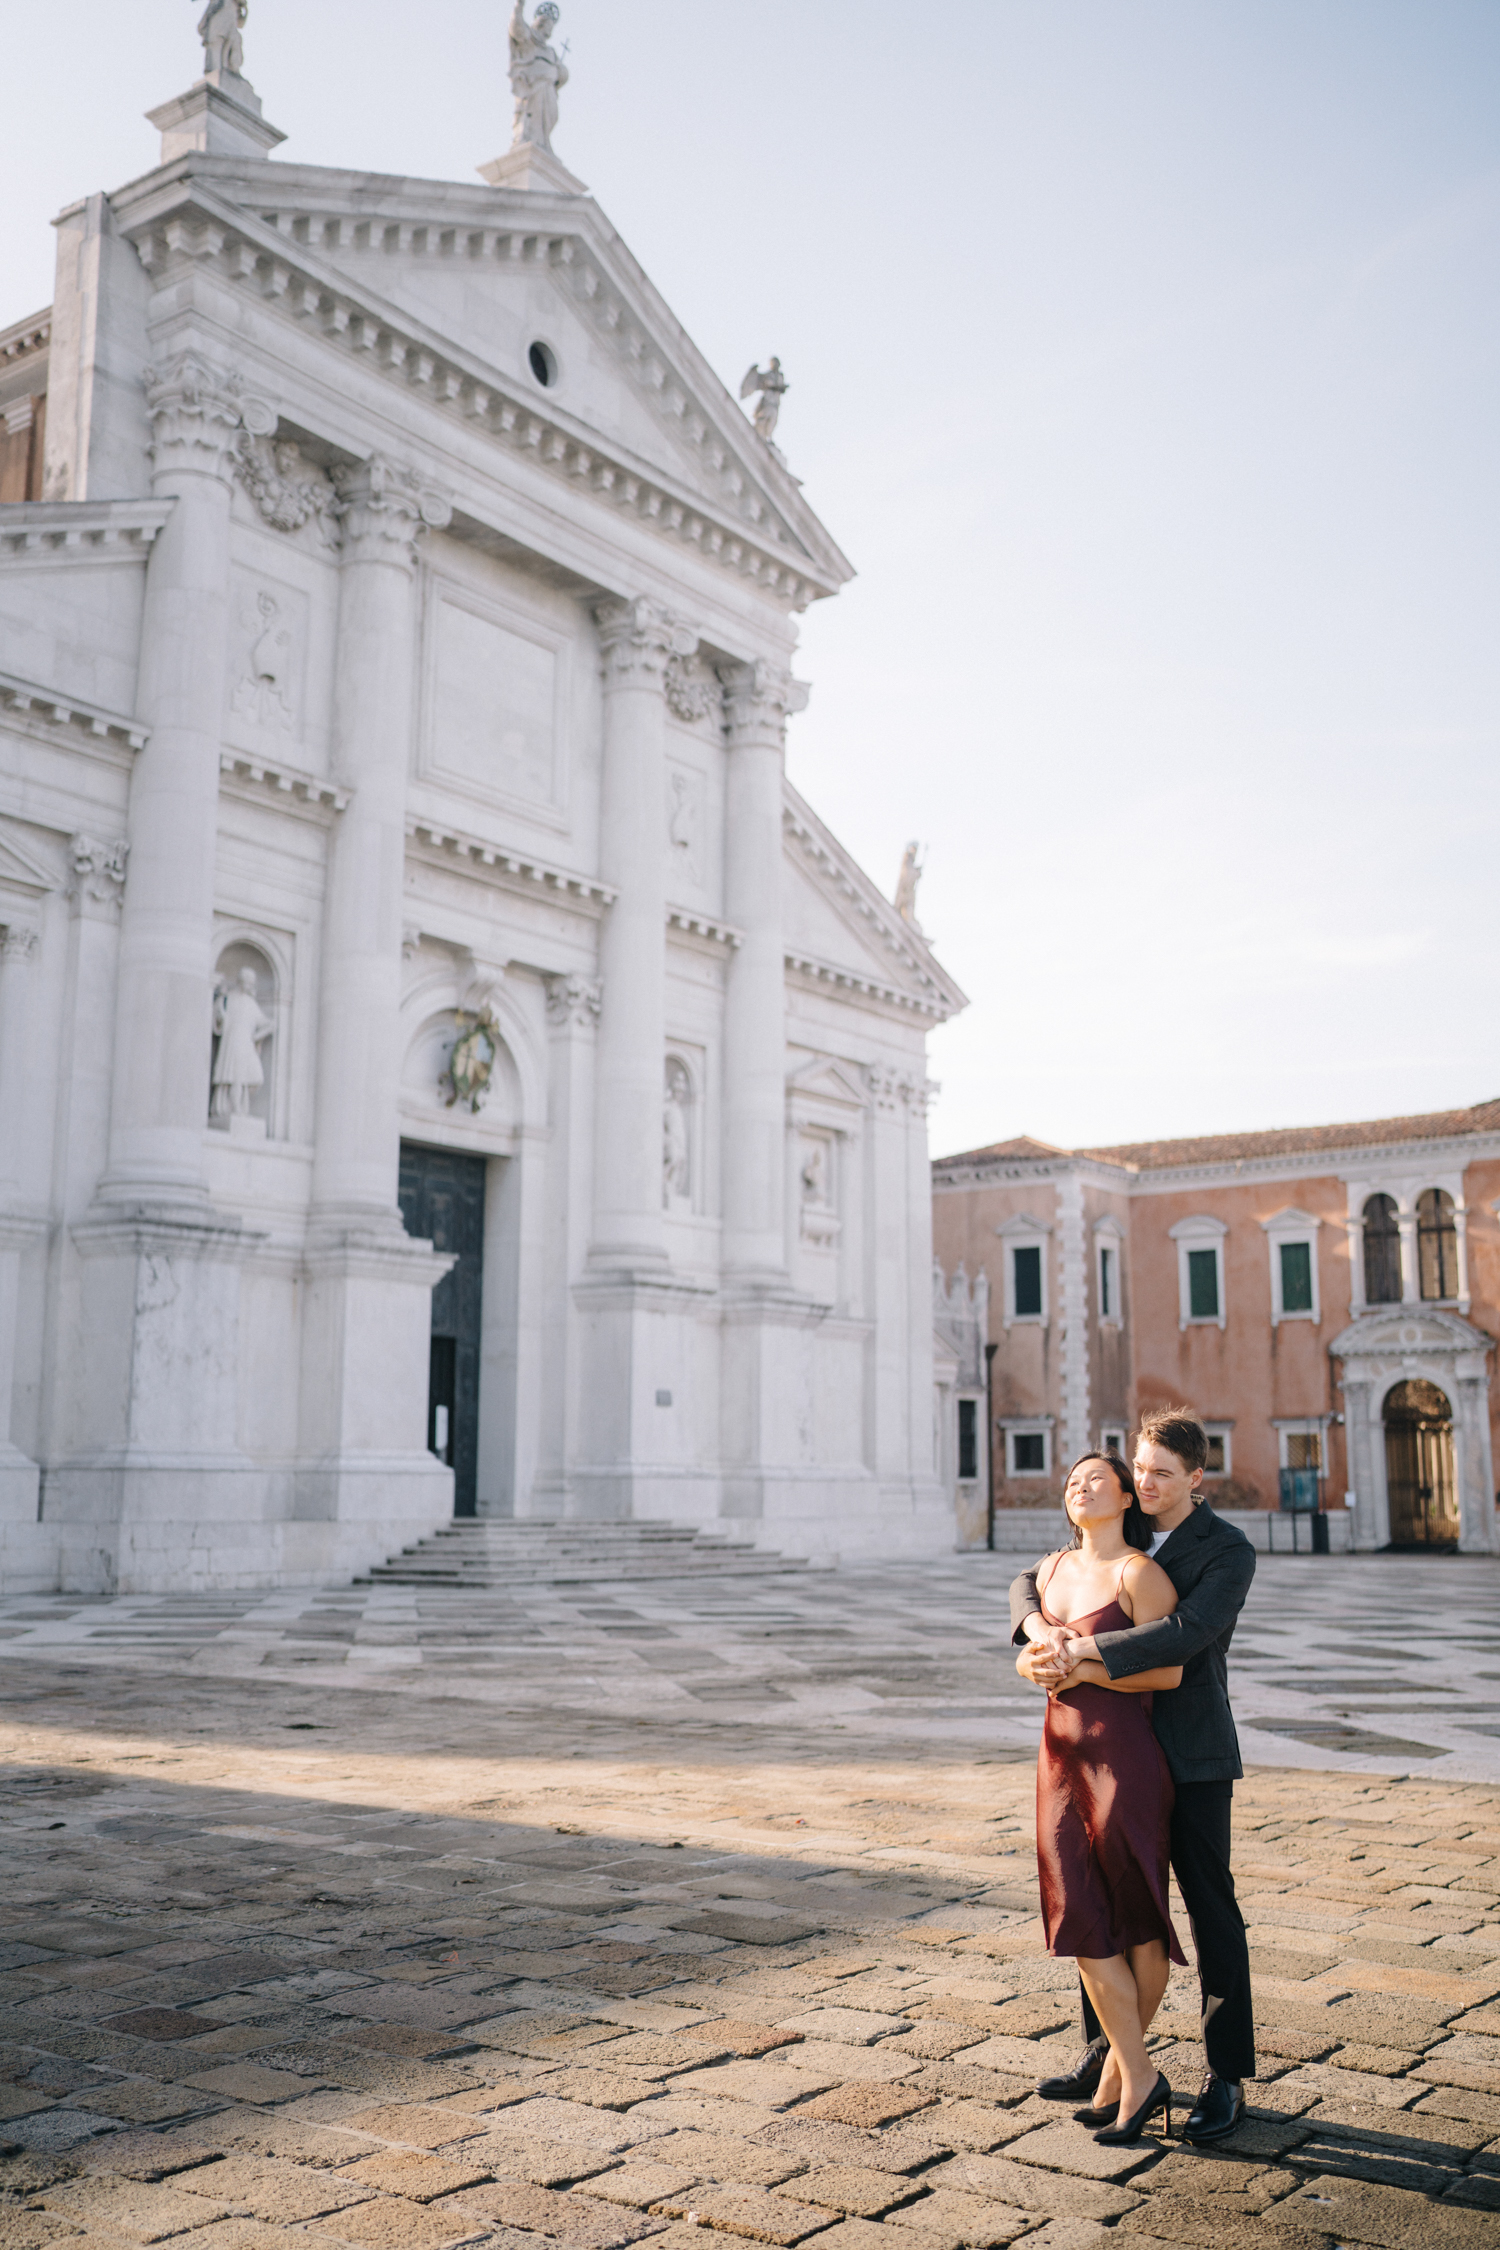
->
[0, 822, 59, 900]
[787, 1055, 869, 1111]
[113, 159, 852, 607]
[783, 782, 966, 1025]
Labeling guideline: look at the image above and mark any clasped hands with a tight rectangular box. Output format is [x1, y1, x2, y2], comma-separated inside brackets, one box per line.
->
[1016, 1622, 1092, 1696]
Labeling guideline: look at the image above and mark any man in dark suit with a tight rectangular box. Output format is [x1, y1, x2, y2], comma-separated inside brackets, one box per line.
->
[1010, 1407, 1256, 2143]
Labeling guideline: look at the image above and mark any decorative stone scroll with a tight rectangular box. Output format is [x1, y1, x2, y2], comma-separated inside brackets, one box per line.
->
[0, 924, 39, 962]
[235, 432, 339, 542]
[664, 654, 719, 725]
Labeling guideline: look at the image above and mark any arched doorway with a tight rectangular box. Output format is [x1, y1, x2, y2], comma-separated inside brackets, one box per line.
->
[1383, 1378, 1459, 1547]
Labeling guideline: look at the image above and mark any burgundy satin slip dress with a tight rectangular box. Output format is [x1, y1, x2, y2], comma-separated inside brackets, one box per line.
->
[1034, 1556, 1186, 1964]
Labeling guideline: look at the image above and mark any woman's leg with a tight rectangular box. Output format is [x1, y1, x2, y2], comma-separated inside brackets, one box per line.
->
[1128, 1938, 1170, 2037]
[1081, 1948, 1163, 2114]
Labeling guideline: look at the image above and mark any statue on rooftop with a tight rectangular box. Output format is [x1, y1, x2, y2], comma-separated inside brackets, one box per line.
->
[509, 2, 569, 151]
[198, 0, 248, 78]
[894, 841, 924, 928]
[740, 358, 788, 445]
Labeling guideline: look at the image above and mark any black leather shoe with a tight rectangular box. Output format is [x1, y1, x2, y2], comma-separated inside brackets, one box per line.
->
[1036, 2037, 1109, 2100]
[1073, 2101, 1119, 2127]
[1181, 2070, 1244, 2143]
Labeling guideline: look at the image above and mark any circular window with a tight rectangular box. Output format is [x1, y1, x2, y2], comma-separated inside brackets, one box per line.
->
[528, 340, 557, 388]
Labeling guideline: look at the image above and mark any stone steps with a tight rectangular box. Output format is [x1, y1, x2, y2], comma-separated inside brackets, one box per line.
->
[354, 1518, 809, 1588]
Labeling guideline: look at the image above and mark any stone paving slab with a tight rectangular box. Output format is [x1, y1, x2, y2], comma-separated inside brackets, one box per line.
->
[1, 1555, 1499, 2250]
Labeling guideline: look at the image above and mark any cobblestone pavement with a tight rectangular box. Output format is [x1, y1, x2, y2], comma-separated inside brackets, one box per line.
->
[0, 1551, 1497, 2250]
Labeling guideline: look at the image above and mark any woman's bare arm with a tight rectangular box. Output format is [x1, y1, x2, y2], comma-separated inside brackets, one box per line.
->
[1054, 1657, 1183, 1694]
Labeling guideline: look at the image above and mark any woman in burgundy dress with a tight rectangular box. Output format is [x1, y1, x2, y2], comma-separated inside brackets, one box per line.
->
[1018, 1453, 1184, 2143]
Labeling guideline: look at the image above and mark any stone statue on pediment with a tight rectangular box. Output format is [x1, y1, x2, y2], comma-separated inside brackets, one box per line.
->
[740, 358, 788, 444]
[510, 2, 569, 151]
[894, 841, 924, 928]
[198, 0, 248, 78]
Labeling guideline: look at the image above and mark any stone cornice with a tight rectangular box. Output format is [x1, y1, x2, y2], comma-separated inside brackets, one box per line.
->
[784, 947, 944, 1022]
[0, 500, 173, 568]
[668, 908, 742, 951]
[0, 310, 50, 368]
[219, 750, 349, 817]
[406, 815, 616, 911]
[110, 171, 844, 611]
[0, 668, 149, 754]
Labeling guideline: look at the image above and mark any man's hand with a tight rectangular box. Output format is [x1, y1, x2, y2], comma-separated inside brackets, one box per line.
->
[1017, 1636, 1076, 1688]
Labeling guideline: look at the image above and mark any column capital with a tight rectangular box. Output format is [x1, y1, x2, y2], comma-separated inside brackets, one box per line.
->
[544, 973, 603, 1030]
[333, 455, 453, 570]
[144, 351, 275, 486]
[68, 833, 128, 919]
[595, 595, 698, 692]
[718, 657, 810, 743]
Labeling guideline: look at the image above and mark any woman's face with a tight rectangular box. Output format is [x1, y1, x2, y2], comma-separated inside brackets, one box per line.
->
[1064, 1457, 1128, 1532]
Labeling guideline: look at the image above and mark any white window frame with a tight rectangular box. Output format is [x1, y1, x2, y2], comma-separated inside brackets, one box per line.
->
[1273, 1416, 1331, 1472]
[1262, 1208, 1322, 1327]
[999, 1417, 1053, 1477]
[1094, 1217, 1124, 1328]
[1169, 1215, 1227, 1331]
[955, 1392, 986, 1488]
[996, 1214, 1051, 1329]
[1203, 1421, 1233, 1477]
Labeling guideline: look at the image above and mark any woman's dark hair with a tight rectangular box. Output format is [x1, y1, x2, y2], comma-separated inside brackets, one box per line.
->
[1062, 1451, 1152, 1552]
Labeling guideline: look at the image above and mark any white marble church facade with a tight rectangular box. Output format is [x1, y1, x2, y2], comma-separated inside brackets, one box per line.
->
[0, 27, 965, 1592]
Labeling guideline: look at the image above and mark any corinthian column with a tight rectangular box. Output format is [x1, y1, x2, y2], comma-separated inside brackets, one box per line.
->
[310, 457, 450, 1229]
[100, 351, 273, 1205]
[719, 659, 808, 1280]
[589, 596, 695, 1271]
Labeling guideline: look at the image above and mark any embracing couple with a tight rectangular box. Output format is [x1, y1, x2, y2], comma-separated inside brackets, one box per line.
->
[1009, 1407, 1256, 2147]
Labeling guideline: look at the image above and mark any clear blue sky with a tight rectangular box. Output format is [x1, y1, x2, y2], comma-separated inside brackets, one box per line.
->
[4, 2, 1497, 1156]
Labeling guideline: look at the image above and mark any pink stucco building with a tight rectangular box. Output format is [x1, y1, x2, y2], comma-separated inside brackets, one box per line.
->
[932, 1100, 1500, 1556]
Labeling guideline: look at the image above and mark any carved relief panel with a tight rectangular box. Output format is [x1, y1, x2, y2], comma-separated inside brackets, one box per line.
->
[419, 563, 569, 825]
[225, 571, 310, 757]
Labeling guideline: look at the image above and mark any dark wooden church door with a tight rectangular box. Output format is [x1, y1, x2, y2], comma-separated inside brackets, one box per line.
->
[398, 1144, 487, 1517]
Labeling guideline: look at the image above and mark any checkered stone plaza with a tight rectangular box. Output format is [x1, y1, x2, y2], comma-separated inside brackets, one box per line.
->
[0, 1547, 1497, 2250]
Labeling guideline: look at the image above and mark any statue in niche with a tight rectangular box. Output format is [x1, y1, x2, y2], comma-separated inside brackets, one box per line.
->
[231, 590, 293, 730]
[740, 358, 788, 445]
[663, 1062, 691, 1207]
[800, 1141, 827, 1207]
[894, 840, 924, 928]
[198, 0, 248, 77]
[509, 2, 569, 151]
[211, 964, 272, 1121]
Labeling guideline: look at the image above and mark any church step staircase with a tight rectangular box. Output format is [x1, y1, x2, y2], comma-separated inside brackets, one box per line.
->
[355, 1518, 808, 1589]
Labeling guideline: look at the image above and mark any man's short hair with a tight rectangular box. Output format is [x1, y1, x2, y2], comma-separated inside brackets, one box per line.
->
[1136, 1405, 1209, 1475]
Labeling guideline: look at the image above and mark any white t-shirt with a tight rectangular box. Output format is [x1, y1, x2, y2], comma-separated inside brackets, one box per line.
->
[1148, 1527, 1171, 1558]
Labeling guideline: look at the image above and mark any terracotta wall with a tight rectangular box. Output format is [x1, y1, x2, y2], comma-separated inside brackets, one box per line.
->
[1460, 1160, 1500, 1489]
[932, 1176, 1060, 1506]
[1125, 1173, 1349, 1509]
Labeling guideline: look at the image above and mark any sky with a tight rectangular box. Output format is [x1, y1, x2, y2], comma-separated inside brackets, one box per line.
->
[3, 1, 1498, 1158]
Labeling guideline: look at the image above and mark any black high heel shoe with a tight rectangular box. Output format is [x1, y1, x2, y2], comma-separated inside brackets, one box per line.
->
[1094, 2071, 1171, 2145]
[1073, 2100, 1119, 2127]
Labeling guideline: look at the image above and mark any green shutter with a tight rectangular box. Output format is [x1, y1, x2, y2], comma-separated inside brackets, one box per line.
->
[1280, 1240, 1313, 1313]
[1187, 1247, 1219, 1319]
[1013, 1245, 1043, 1317]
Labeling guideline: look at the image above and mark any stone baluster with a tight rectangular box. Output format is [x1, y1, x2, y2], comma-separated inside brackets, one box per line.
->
[309, 456, 450, 1231]
[719, 659, 808, 1281]
[99, 351, 273, 1205]
[588, 596, 694, 1271]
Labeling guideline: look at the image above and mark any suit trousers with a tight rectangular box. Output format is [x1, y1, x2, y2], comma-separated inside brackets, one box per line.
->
[1079, 1777, 1255, 2081]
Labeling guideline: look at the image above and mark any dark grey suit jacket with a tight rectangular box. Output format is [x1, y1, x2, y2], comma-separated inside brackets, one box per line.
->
[1008, 1502, 1256, 1785]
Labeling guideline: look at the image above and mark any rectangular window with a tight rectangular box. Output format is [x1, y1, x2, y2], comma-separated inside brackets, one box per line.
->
[1187, 1248, 1220, 1320]
[1279, 1240, 1313, 1314]
[1099, 1246, 1114, 1319]
[1012, 1244, 1043, 1318]
[958, 1399, 978, 1482]
[1287, 1432, 1322, 1471]
[1205, 1432, 1226, 1474]
[1101, 1427, 1125, 1458]
[1012, 1432, 1046, 1473]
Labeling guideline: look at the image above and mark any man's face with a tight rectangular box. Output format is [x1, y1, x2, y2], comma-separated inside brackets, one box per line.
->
[1133, 1440, 1201, 1518]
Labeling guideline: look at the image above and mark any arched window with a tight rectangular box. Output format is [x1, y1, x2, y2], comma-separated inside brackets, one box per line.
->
[1417, 1188, 1460, 1302]
[1362, 1193, 1401, 1304]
